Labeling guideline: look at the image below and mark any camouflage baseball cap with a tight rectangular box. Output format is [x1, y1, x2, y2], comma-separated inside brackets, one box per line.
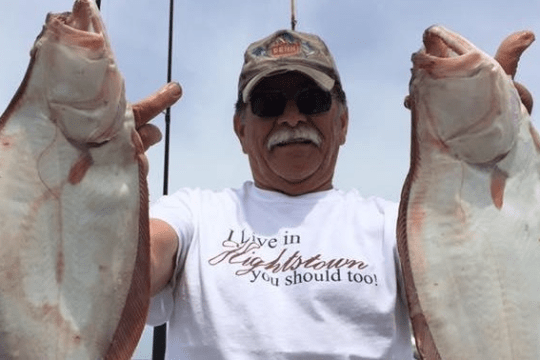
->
[238, 29, 341, 102]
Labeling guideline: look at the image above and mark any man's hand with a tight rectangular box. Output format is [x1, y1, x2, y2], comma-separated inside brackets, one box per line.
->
[494, 31, 534, 114]
[132, 82, 183, 175]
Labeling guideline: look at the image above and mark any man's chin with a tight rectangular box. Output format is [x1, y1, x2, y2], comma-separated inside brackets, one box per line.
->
[268, 166, 326, 193]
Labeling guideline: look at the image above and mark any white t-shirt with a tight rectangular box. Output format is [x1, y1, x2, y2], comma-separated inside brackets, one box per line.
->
[147, 182, 413, 360]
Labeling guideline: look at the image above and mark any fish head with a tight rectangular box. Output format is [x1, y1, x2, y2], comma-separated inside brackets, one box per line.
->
[33, 0, 125, 146]
[408, 25, 523, 164]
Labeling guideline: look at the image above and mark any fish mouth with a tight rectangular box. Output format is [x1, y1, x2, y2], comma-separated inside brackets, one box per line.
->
[412, 25, 485, 77]
[422, 26, 475, 58]
[37, 0, 124, 145]
[40, 0, 118, 112]
[39, 0, 107, 57]
[267, 127, 322, 150]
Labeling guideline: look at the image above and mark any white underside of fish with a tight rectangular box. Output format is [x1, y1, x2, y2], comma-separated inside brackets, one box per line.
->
[0, 1, 149, 358]
[398, 26, 540, 359]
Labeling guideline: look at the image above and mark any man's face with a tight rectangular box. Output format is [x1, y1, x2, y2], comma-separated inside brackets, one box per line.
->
[234, 72, 348, 196]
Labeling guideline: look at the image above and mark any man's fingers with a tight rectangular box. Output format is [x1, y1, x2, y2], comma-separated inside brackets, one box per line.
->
[138, 124, 163, 151]
[493, 31, 535, 114]
[514, 81, 534, 114]
[494, 30, 535, 79]
[132, 82, 180, 176]
[133, 82, 182, 128]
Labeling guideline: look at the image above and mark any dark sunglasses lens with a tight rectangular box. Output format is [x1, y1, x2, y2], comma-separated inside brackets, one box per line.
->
[250, 92, 287, 117]
[296, 89, 332, 115]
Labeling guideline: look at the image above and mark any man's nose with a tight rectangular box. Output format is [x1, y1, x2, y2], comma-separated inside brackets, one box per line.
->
[277, 100, 307, 127]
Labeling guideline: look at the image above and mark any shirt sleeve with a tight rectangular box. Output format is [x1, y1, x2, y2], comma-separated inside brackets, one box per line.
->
[150, 189, 196, 248]
[146, 188, 198, 325]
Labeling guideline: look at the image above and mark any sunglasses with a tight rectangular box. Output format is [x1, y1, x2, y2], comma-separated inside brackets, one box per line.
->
[249, 88, 332, 118]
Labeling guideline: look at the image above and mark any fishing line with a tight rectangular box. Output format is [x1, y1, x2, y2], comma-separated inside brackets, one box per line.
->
[152, 0, 175, 359]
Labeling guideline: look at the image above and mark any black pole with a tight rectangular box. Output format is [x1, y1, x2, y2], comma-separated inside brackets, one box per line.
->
[152, 324, 167, 360]
[161, 0, 174, 197]
[95, 0, 101, 10]
[152, 0, 175, 359]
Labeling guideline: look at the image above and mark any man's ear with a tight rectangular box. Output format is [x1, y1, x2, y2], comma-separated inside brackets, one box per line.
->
[234, 113, 248, 154]
[339, 106, 349, 145]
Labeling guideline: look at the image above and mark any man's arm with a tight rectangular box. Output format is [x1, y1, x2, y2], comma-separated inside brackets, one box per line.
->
[149, 219, 179, 296]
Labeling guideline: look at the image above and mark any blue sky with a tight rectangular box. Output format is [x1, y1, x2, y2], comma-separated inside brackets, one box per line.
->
[2, 0, 539, 358]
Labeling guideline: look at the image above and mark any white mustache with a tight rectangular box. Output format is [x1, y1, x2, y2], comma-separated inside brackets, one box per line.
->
[267, 127, 322, 150]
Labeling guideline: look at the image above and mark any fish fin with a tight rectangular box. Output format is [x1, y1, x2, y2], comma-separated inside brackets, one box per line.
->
[490, 167, 508, 210]
[103, 130, 151, 360]
[411, 313, 442, 360]
[68, 151, 93, 185]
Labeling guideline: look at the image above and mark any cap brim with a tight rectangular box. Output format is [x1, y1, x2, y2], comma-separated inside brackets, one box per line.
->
[242, 65, 335, 102]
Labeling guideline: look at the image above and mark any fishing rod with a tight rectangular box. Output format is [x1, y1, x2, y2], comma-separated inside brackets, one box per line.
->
[152, 0, 175, 358]
[291, 0, 297, 30]
[161, 0, 174, 197]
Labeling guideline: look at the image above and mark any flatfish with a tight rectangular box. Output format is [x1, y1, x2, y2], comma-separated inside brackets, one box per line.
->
[0, 0, 168, 358]
[398, 26, 540, 359]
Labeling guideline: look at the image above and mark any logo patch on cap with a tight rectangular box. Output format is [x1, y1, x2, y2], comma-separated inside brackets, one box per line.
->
[269, 35, 301, 58]
[271, 40, 300, 57]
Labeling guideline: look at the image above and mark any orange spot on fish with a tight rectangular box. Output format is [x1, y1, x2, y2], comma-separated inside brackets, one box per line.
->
[0, 135, 13, 148]
[490, 167, 508, 210]
[68, 152, 93, 185]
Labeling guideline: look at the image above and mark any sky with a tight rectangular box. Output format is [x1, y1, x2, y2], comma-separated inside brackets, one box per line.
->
[1, 0, 539, 358]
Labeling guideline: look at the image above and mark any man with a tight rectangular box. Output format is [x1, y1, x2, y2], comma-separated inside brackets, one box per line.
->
[142, 29, 414, 359]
